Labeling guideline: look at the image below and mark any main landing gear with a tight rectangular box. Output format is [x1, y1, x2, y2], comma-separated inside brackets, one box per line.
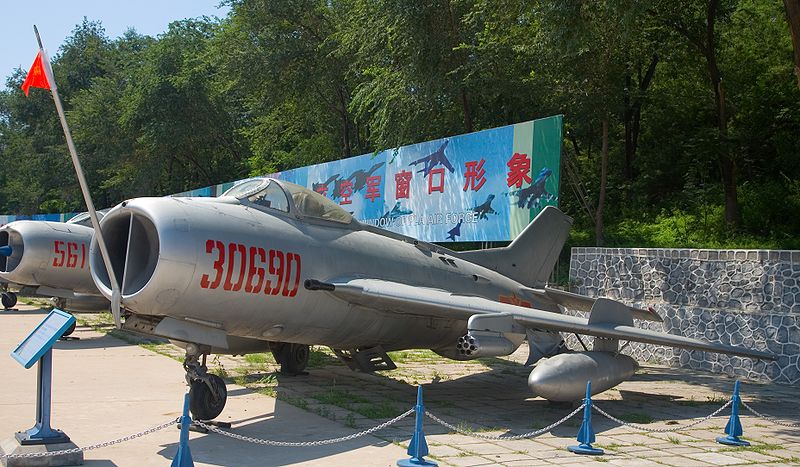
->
[271, 342, 310, 375]
[184, 344, 227, 421]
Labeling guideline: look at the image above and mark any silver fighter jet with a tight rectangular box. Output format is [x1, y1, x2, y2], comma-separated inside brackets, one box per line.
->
[87, 178, 773, 420]
[0, 212, 110, 322]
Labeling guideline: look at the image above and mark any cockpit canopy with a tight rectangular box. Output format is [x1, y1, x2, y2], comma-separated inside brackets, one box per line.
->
[66, 210, 107, 227]
[222, 178, 352, 224]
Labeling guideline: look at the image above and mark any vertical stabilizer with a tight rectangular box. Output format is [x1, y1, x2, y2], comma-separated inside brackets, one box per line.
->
[458, 206, 573, 287]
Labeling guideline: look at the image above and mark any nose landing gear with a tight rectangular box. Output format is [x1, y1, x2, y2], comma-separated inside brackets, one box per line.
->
[1, 291, 17, 309]
[184, 345, 227, 421]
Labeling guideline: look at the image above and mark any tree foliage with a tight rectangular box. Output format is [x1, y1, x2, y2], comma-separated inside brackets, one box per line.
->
[0, 0, 798, 248]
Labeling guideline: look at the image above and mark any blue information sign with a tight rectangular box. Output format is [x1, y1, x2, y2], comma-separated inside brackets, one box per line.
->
[11, 309, 75, 369]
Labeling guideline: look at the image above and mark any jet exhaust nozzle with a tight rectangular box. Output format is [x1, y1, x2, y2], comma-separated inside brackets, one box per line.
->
[456, 331, 517, 358]
[527, 351, 637, 401]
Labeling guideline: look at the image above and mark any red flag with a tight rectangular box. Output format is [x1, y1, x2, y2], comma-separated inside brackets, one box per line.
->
[21, 51, 51, 96]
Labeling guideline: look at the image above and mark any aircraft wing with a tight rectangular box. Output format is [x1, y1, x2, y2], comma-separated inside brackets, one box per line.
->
[316, 278, 774, 361]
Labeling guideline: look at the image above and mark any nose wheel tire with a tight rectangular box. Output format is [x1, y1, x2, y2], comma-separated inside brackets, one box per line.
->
[189, 374, 227, 421]
[2, 292, 17, 309]
[63, 318, 77, 337]
[273, 343, 310, 375]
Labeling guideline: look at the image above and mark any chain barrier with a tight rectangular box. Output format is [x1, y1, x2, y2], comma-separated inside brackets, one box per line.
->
[424, 403, 585, 440]
[741, 401, 800, 428]
[194, 408, 415, 447]
[2, 396, 795, 459]
[591, 400, 732, 433]
[0, 418, 179, 460]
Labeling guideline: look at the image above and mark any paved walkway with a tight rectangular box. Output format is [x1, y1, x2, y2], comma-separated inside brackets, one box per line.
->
[2, 305, 799, 466]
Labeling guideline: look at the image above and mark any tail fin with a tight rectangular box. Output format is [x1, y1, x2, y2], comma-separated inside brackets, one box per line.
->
[458, 206, 572, 287]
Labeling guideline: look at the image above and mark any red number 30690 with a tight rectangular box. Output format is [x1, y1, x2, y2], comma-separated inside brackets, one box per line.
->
[199, 240, 301, 298]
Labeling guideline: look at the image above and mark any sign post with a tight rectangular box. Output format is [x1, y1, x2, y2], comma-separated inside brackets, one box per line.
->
[1, 309, 82, 466]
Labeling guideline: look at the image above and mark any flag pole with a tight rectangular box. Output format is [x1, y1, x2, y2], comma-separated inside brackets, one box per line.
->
[33, 25, 123, 328]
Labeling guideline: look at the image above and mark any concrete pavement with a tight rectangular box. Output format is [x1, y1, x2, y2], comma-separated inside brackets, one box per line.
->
[1, 304, 799, 466]
[0, 305, 407, 466]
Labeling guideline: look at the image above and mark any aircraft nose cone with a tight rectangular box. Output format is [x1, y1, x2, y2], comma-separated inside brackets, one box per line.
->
[0, 246, 11, 257]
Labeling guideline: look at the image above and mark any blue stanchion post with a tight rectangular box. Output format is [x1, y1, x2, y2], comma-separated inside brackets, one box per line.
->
[171, 393, 195, 467]
[568, 380, 604, 455]
[398, 385, 437, 467]
[716, 380, 750, 447]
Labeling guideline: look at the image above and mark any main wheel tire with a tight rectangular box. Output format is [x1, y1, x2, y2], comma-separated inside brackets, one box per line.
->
[63, 318, 77, 337]
[277, 343, 310, 375]
[1, 292, 16, 309]
[189, 374, 227, 421]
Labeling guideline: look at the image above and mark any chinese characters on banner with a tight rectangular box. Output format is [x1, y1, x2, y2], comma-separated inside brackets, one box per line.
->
[273, 115, 562, 242]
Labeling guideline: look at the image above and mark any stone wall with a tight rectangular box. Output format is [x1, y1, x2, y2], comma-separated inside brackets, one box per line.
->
[568, 248, 800, 385]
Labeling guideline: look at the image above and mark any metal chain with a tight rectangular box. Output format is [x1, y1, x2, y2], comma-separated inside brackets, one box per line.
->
[592, 400, 732, 433]
[424, 403, 585, 440]
[741, 401, 800, 428]
[195, 408, 414, 447]
[0, 418, 179, 459]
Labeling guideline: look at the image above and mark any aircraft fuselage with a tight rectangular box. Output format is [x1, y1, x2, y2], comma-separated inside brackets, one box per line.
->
[92, 195, 552, 353]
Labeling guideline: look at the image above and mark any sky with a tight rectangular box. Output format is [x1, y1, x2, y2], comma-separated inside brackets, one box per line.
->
[1, 0, 230, 90]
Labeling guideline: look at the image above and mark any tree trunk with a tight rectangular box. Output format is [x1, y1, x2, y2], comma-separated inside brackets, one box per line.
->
[595, 118, 609, 246]
[624, 54, 658, 181]
[704, 0, 738, 228]
[785, 0, 800, 89]
[623, 72, 633, 181]
[444, 0, 473, 133]
[338, 88, 352, 157]
[460, 88, 473, 133]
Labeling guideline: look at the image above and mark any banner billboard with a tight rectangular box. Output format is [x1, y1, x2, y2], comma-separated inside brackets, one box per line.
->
[271, 114, 562, 242]
[1, 115, 562, 243]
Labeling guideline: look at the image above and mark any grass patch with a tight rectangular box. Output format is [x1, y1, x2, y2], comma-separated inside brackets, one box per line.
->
[344, 413, 356, 428]
[618, 412, 654, 424]
[312, 388, 368, 408]
[308, 348, 341, 368]
[667, 436, 681, 445]
[597, 443, 622, 452]
[387, 349, 445, 364]
[316, 405, 335, 420]
[355, 401, 403, 419]
[720, 442, 783, 455]
[453, 422, 501, 434]
[277, 393, 309, 410]
[244, 353, 274, 365]
[310, 388, 402, 419]
[257, 386, 277, 397]
[677, 394, 727, 407]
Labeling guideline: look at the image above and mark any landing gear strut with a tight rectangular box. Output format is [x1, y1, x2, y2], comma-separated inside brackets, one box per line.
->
[184, 345, 227, 420]
[271, 343, 310, 375]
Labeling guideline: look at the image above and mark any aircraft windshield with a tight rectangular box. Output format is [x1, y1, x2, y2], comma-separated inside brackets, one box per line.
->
[282, 182, 353, 224]
[66, 211, 105, 226]
[221, 179, 265, 198]
[246, 181, 289, 212]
